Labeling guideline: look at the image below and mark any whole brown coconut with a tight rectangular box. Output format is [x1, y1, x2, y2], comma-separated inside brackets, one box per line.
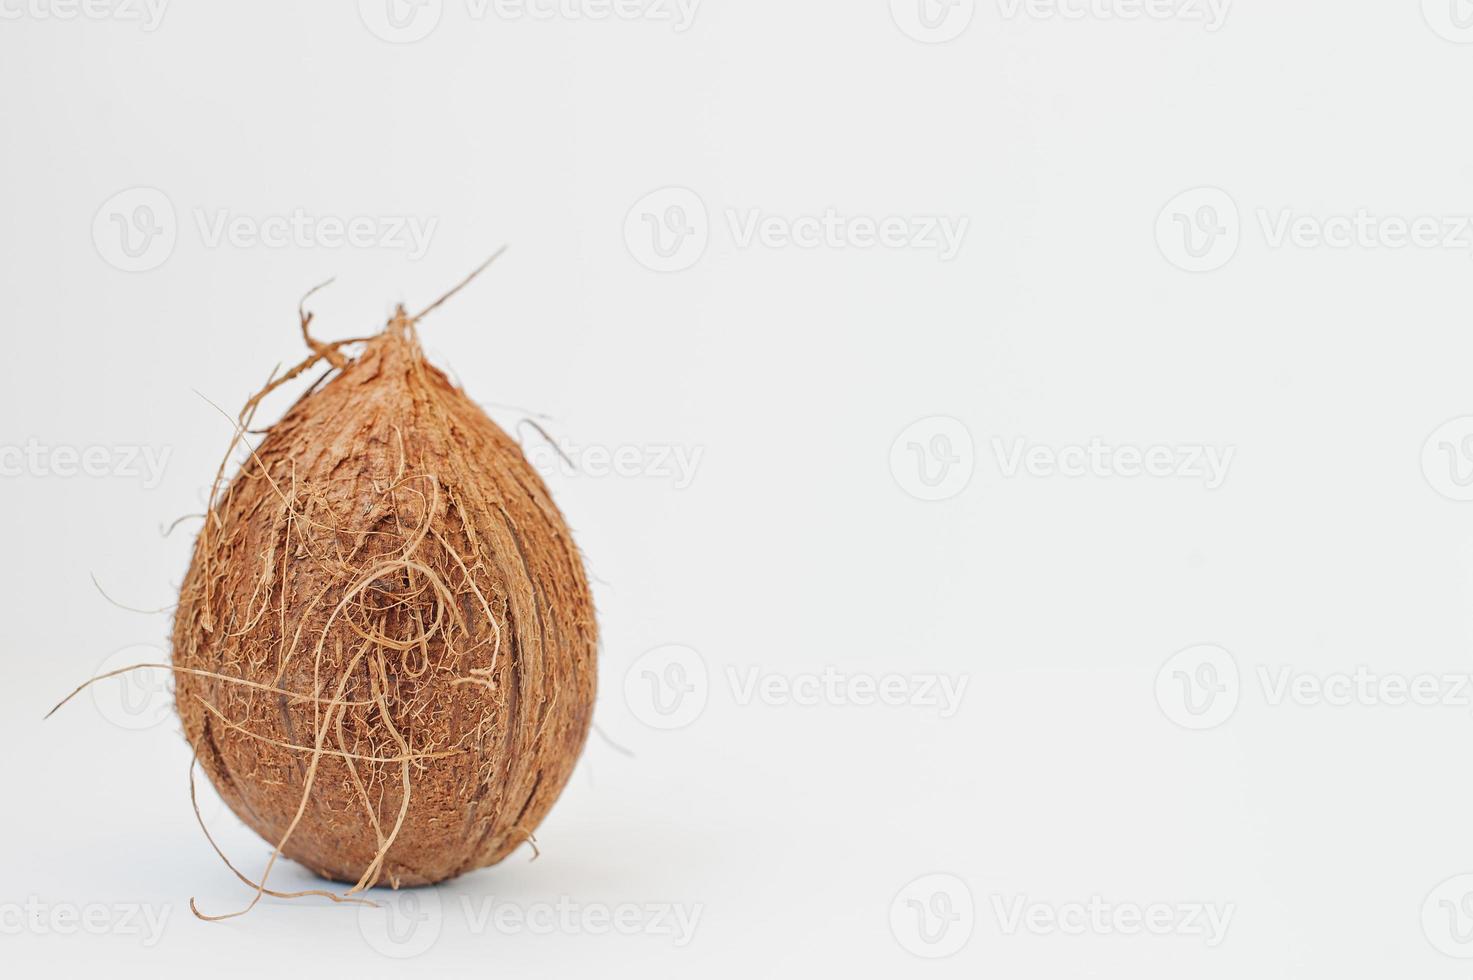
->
[171, 293, 596, 901]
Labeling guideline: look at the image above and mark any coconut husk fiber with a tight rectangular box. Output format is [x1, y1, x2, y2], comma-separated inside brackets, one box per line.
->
[167, 268, 596, 914]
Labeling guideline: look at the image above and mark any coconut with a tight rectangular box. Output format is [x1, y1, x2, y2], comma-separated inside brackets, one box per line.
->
[165, 270, 596, 912]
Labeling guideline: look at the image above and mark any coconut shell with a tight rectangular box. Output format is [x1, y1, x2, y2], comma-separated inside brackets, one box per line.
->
[171, 309, 596, 891]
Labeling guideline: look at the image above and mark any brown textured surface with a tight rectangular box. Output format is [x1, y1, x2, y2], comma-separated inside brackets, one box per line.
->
[172, 312, 596, 890]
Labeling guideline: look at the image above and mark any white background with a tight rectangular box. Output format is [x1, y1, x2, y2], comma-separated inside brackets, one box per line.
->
[5, 0, 1473, 976]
